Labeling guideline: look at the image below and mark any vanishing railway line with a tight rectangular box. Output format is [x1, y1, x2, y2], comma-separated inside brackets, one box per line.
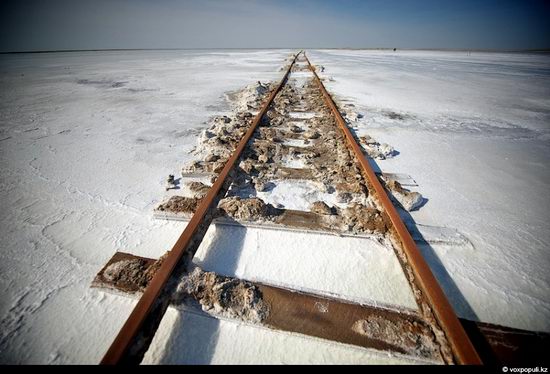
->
[96, 52, 483, 365]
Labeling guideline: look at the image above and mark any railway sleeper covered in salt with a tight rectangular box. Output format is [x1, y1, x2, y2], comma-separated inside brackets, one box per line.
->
[93, 251, 550, 366]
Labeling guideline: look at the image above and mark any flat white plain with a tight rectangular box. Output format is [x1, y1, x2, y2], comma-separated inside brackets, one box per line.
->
[0, 49, 548, 364]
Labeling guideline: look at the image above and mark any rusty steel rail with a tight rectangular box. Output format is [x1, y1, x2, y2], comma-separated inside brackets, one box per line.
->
[97, 251, 550, 366]
[100, 52, 301, 365]
[303, 53, 481, 365]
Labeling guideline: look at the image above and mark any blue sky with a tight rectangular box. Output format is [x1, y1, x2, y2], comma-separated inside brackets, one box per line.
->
[0, 0, 549, 52]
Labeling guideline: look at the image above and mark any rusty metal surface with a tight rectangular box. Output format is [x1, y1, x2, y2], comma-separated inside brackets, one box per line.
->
[91, 252, 156, 295]
[95, 252, 548, 366]
[261, 285, 442, 362]
[303, 53, 481, 365]
[460, 320, 550, 367]
[100, 52, 301, 365]
[93, 252, 441, 362]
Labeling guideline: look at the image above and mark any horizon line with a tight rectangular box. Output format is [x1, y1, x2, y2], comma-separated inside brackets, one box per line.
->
[1, 47, 550, 55]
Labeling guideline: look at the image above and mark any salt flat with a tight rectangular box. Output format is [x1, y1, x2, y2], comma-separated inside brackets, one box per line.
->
[0, 49, 549, 364]
[308, 49, 550, 333]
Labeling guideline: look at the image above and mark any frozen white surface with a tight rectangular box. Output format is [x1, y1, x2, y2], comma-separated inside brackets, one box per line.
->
[193, 224, 417, 309]
[0, 49, 287, 364]
[255, 179, 367, 211]
[310, 49, 550, 332]
[258, 179, 333, 211]
[1, 49, 549, 364]
[280, 154, 307, 169]
[282, 138, 309, 147]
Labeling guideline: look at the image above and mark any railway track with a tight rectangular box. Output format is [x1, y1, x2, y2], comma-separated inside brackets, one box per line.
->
[96, 51, 484, 365]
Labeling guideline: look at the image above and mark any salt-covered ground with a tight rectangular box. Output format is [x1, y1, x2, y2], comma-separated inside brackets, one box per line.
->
[0, 49, 290, 364]
[0, 49, 549, 364]
[309, 50, 550, 332]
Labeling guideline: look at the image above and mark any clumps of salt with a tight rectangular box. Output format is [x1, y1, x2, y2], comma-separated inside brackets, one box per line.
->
[310, 201, 335, 216]
[218, 196, 280, 221]
[186, 181, 211, 199]
[344, 111, 364, 122]
[174, 267, 270, 324]
[341, 203, 389, 234]
[102, 259, 151, 292]
[351, 316, 439, 360]
[359, 135, 397, 160]
[157, 196, 201, 214]
[229, 81, 271, 112]
[383, 179, 424, 211]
